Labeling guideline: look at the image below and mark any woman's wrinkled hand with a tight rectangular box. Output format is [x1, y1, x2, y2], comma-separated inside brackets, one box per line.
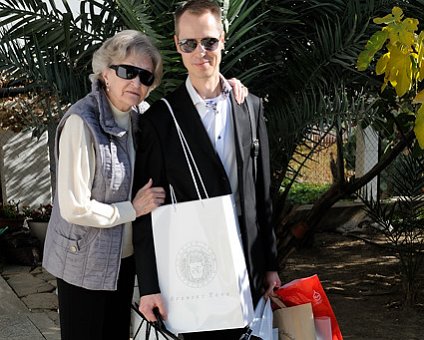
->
[132, 178, 165, 217]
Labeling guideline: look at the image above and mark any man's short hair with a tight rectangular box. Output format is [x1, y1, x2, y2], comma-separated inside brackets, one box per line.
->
[174, 0, 223, 36]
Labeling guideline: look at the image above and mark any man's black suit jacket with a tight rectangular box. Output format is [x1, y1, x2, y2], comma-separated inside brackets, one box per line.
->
[132, 83, 278, 305]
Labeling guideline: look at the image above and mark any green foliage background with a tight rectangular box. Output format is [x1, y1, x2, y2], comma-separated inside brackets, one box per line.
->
[1, 0, 424, 211]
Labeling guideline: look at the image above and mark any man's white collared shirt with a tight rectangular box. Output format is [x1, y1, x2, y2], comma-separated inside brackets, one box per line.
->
[185, 76, 238, 196]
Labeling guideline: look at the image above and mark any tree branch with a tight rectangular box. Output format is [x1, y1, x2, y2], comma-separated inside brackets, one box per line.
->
[278, 128, 416, 262]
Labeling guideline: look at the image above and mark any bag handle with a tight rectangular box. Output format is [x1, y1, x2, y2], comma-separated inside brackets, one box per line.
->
[169, 184, 177, 204]
[161, 98, 209, 200]
[270, 295, 287, 308]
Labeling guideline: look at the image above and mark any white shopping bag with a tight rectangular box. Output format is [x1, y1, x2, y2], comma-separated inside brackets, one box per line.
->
[250, 297, 275, 339]
[152, 194, 253, 334]
[314, 316, 332, 340]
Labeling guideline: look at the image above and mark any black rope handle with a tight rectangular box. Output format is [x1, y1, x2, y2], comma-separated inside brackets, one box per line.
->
[131, 302, 180, 340]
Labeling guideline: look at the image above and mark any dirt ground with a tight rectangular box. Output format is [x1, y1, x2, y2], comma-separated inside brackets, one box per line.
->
[280, 230, 424, 340]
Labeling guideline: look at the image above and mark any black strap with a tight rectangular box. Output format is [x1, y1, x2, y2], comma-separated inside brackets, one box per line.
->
[239, 326, 253, 340]
[246, 97, 259, 182]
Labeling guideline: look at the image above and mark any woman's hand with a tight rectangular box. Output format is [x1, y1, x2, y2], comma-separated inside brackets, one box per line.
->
[132, 179, 165, 217]
[228, 77, 248, 104]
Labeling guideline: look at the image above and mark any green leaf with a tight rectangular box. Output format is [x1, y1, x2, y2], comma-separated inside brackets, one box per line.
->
[373, 6, 404, 25]
[413, 89, 424, 104]
[357, 30, 388, 71]
[374, 13, 396, 25]
[414, 104, 424, 149]
[376, 52, 390, 75]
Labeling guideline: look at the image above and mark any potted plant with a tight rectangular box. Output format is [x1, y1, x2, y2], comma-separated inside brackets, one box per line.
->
[0, 201, 42, 266]
[0, 200, 26, 231]
[24, 203, 52, 245]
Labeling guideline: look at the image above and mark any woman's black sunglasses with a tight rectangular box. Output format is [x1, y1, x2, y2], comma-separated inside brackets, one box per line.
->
[109, 64, 154, 86]
[178, 37, 220, 53]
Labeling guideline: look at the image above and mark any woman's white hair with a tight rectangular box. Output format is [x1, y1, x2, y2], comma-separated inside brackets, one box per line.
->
[90, 30, 163, 91]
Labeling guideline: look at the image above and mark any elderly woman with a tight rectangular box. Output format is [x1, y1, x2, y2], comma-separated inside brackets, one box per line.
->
[42, 30, 166, 340]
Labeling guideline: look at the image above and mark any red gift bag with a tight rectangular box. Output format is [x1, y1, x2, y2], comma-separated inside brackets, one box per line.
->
[275, 274, 342, 340]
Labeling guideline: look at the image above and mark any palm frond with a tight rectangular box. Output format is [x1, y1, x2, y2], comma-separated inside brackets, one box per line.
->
[221, 0, 270, 82]
[115, 0, 164, 43]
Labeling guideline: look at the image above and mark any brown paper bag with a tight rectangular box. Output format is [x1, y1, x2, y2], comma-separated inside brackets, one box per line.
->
[271, 296, 316, 340]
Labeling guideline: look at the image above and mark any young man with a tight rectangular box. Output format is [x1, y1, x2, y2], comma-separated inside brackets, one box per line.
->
[132, 1, 281, 339]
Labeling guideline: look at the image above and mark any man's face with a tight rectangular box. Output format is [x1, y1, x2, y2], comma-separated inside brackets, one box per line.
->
[174, 11, 224, 82]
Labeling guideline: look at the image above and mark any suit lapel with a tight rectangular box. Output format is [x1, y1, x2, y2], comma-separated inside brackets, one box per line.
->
[167, 85, 227, 176]
[231, 95, 251, 165]
[231, 95, 253, 215]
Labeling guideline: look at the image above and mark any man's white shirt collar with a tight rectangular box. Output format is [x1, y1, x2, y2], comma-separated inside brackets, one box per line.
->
[185, 74, 232, 112]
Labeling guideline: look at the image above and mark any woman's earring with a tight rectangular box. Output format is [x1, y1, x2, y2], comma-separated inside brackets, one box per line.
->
[106, 82, 110, 92]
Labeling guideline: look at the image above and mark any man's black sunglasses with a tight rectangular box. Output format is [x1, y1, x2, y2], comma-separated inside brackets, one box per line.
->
[178, 37, 220, 53]
[109, 64, 155, 86]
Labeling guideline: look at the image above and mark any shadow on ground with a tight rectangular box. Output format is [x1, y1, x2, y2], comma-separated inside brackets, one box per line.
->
[281, 231, 424, 340]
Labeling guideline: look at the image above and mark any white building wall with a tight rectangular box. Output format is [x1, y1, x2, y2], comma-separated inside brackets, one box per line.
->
[355, 126, 379, 200]
[0, 130, 52, 208]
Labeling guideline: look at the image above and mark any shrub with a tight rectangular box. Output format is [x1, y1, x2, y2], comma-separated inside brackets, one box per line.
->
[360, 153, 424, 307]
[286, 182, 331, 205]
[24, 203, 52, 222]
[0, 200, 25, 219]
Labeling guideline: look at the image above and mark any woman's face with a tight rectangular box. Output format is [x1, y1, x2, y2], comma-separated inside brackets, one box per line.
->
[102, 53, 154, 112]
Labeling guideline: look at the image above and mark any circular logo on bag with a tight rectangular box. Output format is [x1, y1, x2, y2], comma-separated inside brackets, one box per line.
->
[176, 242, 217, 288]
